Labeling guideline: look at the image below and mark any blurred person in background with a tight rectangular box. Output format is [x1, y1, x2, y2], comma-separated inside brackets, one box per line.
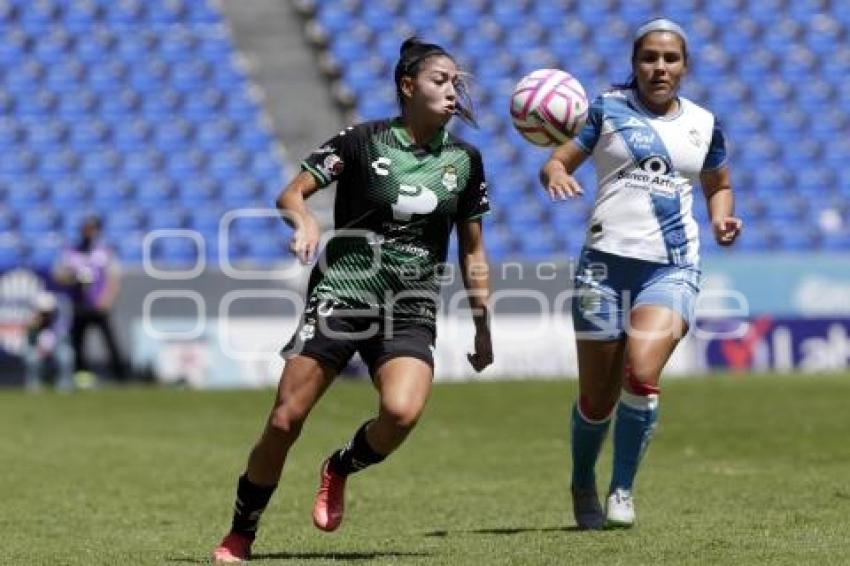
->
[541, 18, 742, 529]
[54, 215, 128, 383]
[24, 291, 73, 391]
[213, 37, 493, 563]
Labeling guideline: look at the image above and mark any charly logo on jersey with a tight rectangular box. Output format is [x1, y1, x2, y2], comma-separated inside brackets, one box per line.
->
[371, 157, 392, 176]
[441, 164, 458, 192]
[391, 184, 439, 221]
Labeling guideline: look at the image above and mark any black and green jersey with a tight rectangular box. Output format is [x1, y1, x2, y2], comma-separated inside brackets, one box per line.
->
[300, 117, 490, 327]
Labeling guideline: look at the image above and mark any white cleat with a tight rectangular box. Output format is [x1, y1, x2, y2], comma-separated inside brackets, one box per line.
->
[606, 488, 635, 528]
[571, 486, 605, 530]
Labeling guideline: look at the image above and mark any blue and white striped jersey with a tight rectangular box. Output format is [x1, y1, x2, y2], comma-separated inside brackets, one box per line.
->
[574, 88, 727, 266]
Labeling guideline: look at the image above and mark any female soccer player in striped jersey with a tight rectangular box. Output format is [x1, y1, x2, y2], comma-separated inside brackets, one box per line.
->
[541, 18, 742, 529]
[213, 37, 493, 562]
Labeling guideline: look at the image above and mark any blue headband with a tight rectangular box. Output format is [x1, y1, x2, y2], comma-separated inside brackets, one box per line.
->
[634, 18, 688, 45]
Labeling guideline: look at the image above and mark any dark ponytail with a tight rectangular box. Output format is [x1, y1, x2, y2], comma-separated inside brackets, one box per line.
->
[394, 36, 477, 127]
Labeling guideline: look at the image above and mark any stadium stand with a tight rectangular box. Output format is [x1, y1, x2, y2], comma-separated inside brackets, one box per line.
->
[0, 0, 287, 269]
[296, 0, 850, 259]
[2, 0, 847, 267]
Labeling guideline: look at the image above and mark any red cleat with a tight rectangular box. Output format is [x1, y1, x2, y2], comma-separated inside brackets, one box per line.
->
[312, 459, 347, 532]
[212, 531, 252, 563]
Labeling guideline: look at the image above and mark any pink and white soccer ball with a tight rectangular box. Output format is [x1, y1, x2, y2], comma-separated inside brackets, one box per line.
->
[510, 69, 589, 147]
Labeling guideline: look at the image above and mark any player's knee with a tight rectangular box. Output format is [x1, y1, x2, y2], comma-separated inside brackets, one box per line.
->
[380, 396, 425, 431]
[579, 394, 616, 421]
[624, 364, 660, 396]
[268, 403, 308, 439]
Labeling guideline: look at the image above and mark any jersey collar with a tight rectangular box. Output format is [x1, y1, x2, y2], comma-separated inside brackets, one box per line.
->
[630, 90, 684, 121]
[390, 117, 448, 151]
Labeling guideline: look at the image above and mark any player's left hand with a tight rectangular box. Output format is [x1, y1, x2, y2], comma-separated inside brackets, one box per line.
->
[713, 216, 742, 246]
[467, 326, 493, 373]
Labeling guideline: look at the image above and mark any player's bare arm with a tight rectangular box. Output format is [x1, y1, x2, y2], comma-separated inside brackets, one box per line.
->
[275, 170, 322, 264]
[701, 166, 742, 246]
[458, 219, 493, 372]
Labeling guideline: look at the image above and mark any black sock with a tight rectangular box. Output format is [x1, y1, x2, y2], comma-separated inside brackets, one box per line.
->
[230, 474, 277, 539]
[328, 420, 386, 476]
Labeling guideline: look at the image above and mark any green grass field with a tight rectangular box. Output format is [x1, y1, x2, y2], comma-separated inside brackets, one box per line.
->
[2, 373, 850, 565]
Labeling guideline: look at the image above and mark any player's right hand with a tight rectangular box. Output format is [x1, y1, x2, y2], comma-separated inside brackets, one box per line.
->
[289, 215, 320, 265]
[544, 170, 584, 201]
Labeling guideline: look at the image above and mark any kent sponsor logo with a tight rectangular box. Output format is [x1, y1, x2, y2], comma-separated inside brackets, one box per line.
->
[628, 130, 655, 149]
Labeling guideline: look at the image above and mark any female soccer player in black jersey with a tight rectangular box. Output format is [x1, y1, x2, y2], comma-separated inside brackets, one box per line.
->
[214, 37, 493, 563]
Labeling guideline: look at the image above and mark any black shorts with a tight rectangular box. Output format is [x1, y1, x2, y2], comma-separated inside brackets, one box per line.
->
[281, 301, 436, 378]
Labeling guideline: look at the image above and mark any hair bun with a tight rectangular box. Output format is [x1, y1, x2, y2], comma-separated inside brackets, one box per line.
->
[400, 36, 423, 56]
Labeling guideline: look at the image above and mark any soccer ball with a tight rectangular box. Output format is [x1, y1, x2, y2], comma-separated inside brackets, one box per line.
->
[510, 69, 589, 147]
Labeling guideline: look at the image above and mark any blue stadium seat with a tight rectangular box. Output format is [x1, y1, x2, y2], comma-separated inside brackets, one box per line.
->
[28, 232, 64, 269]
[806, 15, 842, 55]
[92, 178, 135, 207]
[823, 139, 850, 169]
[184, 89, 226, 119]
[136, 177, 177, 207]
[517, 226, 559, 258]
[18, 206, 60, 236]
[763, 196, 808, 223]
[44, 59, 86, 89]
[104, 206, 147, 235]
[795, 79, 834, 115]
[25, 119, 67, 151]
[0, 236, 26, 270]
[326, 25, 372, 65]
[780, 47, 817, 83]
[189, 205, 226, 234]
[150, 235, 203, 266]
[51, 179, 93, 208]
[177, 178, 221, 207]
[147, 207, 188, 231]
[166, 149, 207, 179]
[116, 231, 145, 263]
[445, 1, 487, 29]
[734, 48, 776, 82]
[795, 168, 836, 198]
[195, 118, 237, 150]
[242, 233, 289, 264]
[776, 227, 820, 251]
[761, 17, 802, 52]
[150, 119, 192, 152]
[718, 17, 761, 54]
[0, 145, 37, 176]
[734, 224, 778, 252]
[315, 2, 360, 34]
[110, 119, 152, 151]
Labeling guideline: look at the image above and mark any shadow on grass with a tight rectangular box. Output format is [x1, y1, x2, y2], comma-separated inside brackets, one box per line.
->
[425, 525, 581, 537]
[168, 550, 432, 563]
